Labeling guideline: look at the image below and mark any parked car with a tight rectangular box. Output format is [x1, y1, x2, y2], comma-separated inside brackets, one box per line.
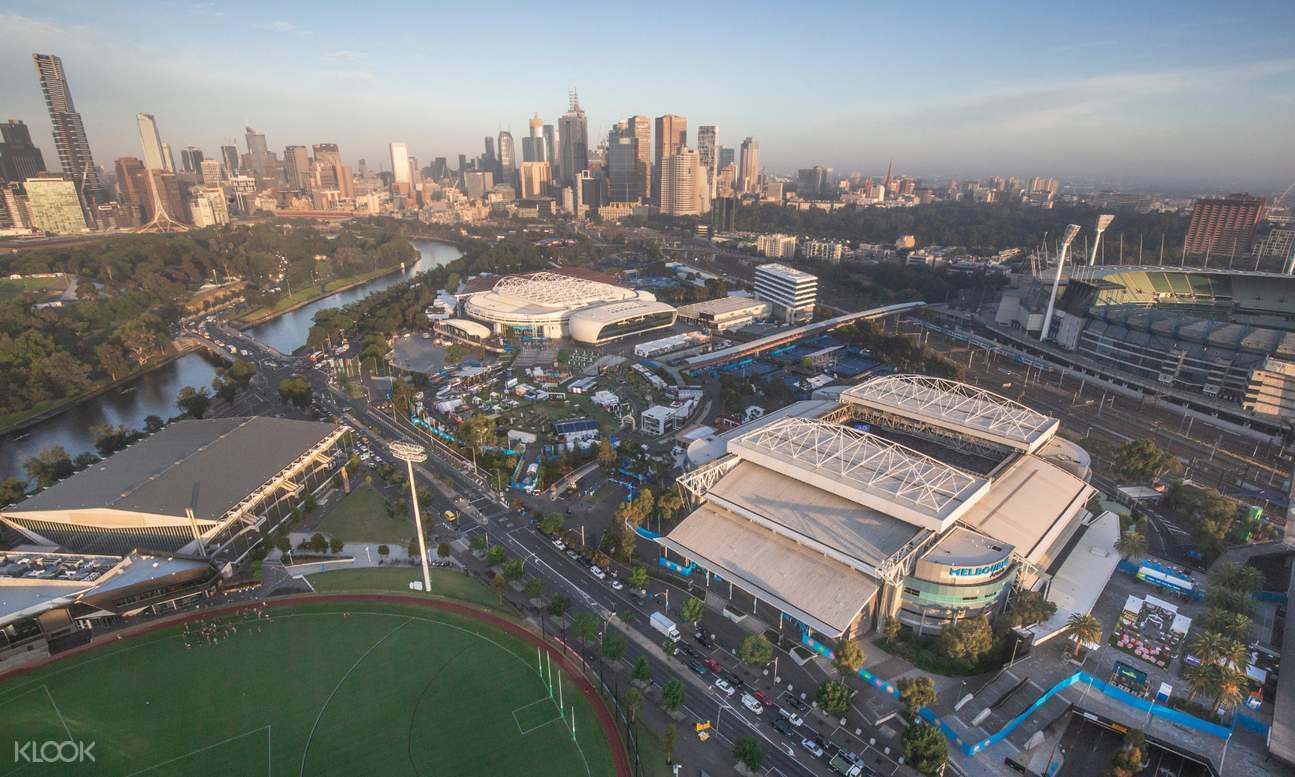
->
[740, 693, 764, 714]
[801, 737, 824, 758]
[688, 662, 707, 676]
[610, 579, 623, 591]
[781, 692, 810, 713]
[694, 632, 713, 649]
[753, 690, 775, 707]
[590, 565, 606, 580]
[772, 717, 797, 737]
[703, 658, 723, 673]
[713, 678, 735, 697]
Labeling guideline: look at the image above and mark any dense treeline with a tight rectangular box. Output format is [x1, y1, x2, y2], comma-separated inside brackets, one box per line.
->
[0, 219, 414, 421]
[735, 201, 1190, 257]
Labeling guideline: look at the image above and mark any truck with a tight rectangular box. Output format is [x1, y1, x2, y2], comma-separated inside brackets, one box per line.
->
[650, 612, 681, 641]
[828, 753, 864, 776]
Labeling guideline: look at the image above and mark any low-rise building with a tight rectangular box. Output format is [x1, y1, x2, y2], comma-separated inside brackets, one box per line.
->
[676, 296, 771, 332]
[757, 233, 797, 259]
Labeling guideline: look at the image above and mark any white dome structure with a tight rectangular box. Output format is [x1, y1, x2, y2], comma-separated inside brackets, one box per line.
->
[463, 271, 672, 341]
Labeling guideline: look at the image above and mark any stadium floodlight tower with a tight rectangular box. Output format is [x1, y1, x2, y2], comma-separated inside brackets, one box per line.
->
[390, 440, 432, 593]
[1040, 223, 1082, 342]
[1086, 214, 1115, 266]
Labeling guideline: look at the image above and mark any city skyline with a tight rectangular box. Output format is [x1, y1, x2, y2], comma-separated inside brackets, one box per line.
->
[1, 2, 1293, 192]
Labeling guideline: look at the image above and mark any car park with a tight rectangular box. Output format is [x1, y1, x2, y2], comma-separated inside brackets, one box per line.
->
[740, 693, 764, 714]
[713, 678, 735, 697]
[801, 737, 824, 758]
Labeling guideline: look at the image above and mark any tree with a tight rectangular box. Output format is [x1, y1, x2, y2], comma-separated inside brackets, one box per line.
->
[0, 477, 25, 507]
[624, 687, 642, 723]
[407, 537, 421, 559]
[175, 385, 211, 418]
[834, 638, 867, 676]
[1187, 630, 1229, 665]
[328, 536, 344, 554]
[628, 564, 648, 591]
[486, 545, 506, 565]
[897, 676, 938, 716]
[525, 578, 545, 600]
[657, 488, 684, 523]
[602, 630, 626, 662]
[437, 542, 451, 559]
[1116, 529, 1148, 560]
[816, 680, 852, 717]
[143, 415, 165, 433]
[469, 534, 487, 552]
[490, 573, 507, 604]
[274, 535, 292, 559]
[539, 512, 565, 536]
[738, 634, 774, 667]
[883, 617, 903, 641]
[1003, 589, 1058, 629]
[596, 438, 617, 468]
[24, 445, 74, 488]
[1212, 665, 1246, 711]
[1065, 613, 1102, 659]
[277, 375, 313, 409]
[547, 595, 571, 618]
[572, 612, 600, 648]
[502, 558, 525, 580]
[902, 722, 949, 777]
[377, 544, 390, 557]
[1113, 438, 1179, 484]
[733, 738, 765, 771]
[632, 656, 652, 685]
[663, 724, 677, 763]
[91, 423, 131, 456]
[680, 596, 705, 626]
[1184, 663, 1216, 704]
[937, 616, 994, 667]
[661, 679, 685, 713]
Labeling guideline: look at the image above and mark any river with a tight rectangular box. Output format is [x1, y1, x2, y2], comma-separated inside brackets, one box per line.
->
[0, 239, 461, 484]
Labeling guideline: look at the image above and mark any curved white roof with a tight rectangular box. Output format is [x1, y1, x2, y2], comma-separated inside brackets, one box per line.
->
[842, 375, 1058, 453]
[439, 318, 491, 339]
[490, 271, 637, 309]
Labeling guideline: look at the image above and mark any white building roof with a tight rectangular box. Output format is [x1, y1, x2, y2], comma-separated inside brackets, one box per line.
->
[440, 318, 491, 339]
[842, 375, 1059, 453]
[756, 263, 817, 282]
[956, 455, 1093, 563]
[727, 416, 989, 532]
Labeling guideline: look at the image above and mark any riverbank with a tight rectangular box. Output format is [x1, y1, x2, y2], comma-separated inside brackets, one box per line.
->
[232, 265, 406, 327]
[0, 341, 215, 437]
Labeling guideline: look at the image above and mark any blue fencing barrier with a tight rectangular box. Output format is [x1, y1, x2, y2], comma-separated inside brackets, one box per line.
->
[658, 556, 694, 576]
[1235, 712, 1270, 736]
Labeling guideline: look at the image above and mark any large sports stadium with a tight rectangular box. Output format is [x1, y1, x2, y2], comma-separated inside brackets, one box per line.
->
[0, 596, 628, 777]
[663, 374, 1101, 641]
[997, 264, 1295, 426]
[461, 271, 676, 343]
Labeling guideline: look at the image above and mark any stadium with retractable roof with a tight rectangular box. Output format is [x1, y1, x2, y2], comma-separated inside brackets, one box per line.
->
[662, 374, 1096, 642]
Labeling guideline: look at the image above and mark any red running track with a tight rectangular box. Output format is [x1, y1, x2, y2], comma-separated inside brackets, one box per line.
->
[0, 593, 633, 777]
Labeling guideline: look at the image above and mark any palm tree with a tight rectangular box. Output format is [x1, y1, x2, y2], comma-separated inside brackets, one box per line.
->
[1212, 666, 1246, 712]
[1219, 640, 1249, 671]
[1065, 613, 1101, 658]
[1221, 614, 1253, 643]
[1184, 663, 1215, 704]
[1115, 529, 1147, 560]
[1187, 631, 1228, 664]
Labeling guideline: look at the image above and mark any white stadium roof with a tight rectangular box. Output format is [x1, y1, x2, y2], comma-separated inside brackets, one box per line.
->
[727, 416, 989, 532]
[490, 271, 637, 309]
[842, 375, 1058, 453]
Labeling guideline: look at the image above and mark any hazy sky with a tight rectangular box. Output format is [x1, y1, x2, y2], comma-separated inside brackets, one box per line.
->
[3, 1, 1294, 193]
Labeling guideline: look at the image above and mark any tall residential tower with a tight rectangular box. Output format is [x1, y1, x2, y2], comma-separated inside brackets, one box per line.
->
[32, 53, 104, 204]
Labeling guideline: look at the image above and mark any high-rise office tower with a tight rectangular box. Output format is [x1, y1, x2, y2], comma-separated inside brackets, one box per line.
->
[0, 120, 47, 182]
[312, 143, 351, 197]
[389, 142, 411, 192]
[542, 124, 558, 179]
[483, 136, 496, 173]
[199, 158, 221, 186]
[718, 146, 734, 171]
[244, 126, 269, 178]
[136, 113, 167, 172]
[407, 156, 419, 189]
[220, 145, 239, 176]
[497, 130, 516, 183]
[523, 114, 547, 163]
[284, 145, 310, 189]
[660, 148, 706, 217]
[738, 137, 760, 194]
[558, 90, 588, 186]
[697, 125, 718, 198]
[519, 161, 551, 198]
[180, 146, 203, 174]
[32, 53, 104, 204]
[798, 166, 830, 198]
[625, 116, 651, 202]
[606, 137, 640, 204]
[160, 142, 176, 174]
[113, 157, 149, 219]
[653, 114, 687, 204]
[24, 175, 89, 234]
[1183, 194, 1267, 258]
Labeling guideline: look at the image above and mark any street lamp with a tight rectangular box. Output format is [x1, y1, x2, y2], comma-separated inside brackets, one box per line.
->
[390, 440, 432, 594]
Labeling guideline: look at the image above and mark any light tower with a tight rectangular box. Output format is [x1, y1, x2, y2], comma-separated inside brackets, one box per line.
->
[1086, 214, 1115, 266]
[1040, 223, 1081, 342]
[390, 441, 432, 593]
